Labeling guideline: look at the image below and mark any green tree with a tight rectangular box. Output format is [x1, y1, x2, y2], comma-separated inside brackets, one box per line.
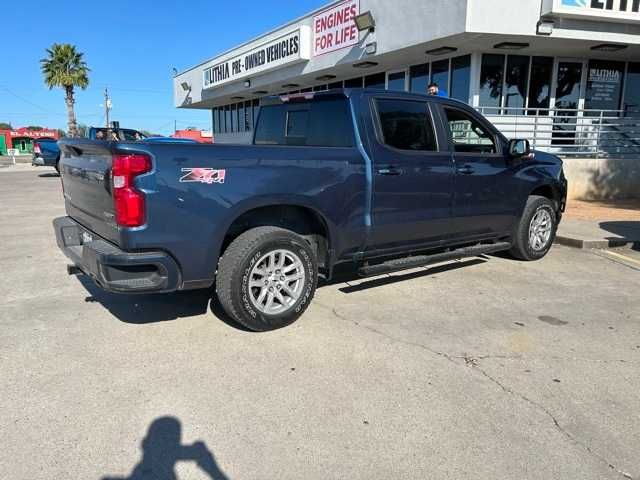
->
[56, 129, 67, 138]
[40, 44, 90, 137]
[0, 122, 12, 130]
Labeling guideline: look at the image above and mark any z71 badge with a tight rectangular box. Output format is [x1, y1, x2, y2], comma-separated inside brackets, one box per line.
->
[179, 168, 226, 185]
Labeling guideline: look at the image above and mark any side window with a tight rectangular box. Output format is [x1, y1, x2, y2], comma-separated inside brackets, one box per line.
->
[376, 99, 437, 152]
[254, 98, 355, 147]
[444, 108, 497, 154]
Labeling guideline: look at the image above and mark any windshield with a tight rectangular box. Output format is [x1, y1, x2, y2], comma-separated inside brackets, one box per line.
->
[93, 128, 147, 141]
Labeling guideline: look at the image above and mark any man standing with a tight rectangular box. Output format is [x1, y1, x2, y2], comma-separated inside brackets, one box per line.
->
[427, 82, 448, 97]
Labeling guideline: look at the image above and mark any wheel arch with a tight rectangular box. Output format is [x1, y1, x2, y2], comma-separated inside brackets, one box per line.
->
[219, 202, 335, 273]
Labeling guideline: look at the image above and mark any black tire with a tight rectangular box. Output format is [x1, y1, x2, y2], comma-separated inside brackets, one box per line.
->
[215, 227, 318, 332]
[509, 195, 558, 261]
[54, 160, 60, 174]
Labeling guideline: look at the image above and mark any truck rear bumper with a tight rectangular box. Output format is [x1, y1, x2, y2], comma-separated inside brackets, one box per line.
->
[53, 216, 181, 294]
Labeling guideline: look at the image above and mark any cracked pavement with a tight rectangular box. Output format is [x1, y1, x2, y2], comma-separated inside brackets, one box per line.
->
[1, 169, 639, 479]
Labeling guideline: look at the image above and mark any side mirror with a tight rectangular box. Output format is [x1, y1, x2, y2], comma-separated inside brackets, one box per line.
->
[508, 139, 531, 158]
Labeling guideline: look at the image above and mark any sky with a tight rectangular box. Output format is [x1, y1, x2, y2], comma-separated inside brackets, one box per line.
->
[1, 0, 327, 136]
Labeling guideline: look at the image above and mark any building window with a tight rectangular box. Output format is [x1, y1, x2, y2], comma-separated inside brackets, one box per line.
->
[409, 63, 430, 94]
[313, 85, 328, 92]
[431, 59, 450, 96]
[528, 57, 554, 114]
[365, 72, 386, 89]
[585, 59, 625, 114]
[224, 105, 231, 134]
[450, 55, 471, 102]
[504, 55, 529, 113]
[479, 54, 505, 110]
[376, 99, 437, 152]
[344, 77, 364, 88]
[252, 99, 260, 129]
[624, 62, 640, 115]
[328, 80, 344, 89]
[387, 71, 407, 91]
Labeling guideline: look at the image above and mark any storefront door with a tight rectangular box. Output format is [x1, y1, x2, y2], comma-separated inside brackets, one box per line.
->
[552, 59, 585, 145]
[0, 135, 6, 155]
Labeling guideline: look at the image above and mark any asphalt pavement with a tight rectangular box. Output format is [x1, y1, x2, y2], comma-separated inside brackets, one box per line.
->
[1, 167, 639, 480]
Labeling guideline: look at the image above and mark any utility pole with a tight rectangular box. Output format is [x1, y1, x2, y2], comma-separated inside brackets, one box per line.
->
[104, 88, 112, 128]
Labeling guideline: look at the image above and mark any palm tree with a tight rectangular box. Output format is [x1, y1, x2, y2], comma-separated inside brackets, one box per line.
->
[41, 44, 90, 137]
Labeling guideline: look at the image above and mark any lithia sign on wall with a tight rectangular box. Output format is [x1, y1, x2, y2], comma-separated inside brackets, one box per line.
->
[203, 27, 311, 90]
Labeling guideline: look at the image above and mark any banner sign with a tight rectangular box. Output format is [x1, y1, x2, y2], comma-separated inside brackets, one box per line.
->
[313, 0, 360, 56]
[542, 0, 640, 23]
[203, 26, 311, 90]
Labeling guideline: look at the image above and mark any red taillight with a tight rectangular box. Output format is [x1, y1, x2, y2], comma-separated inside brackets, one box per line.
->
[34, 143, 42, 154]
[112, 154, 152, 227]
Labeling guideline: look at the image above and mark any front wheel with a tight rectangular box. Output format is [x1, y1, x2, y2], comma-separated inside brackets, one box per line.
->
[215, 227, 318, 332]
[509, 195, 558, 261]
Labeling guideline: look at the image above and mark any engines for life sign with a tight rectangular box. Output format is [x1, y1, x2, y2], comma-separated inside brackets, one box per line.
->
[313, 0, 360, 56]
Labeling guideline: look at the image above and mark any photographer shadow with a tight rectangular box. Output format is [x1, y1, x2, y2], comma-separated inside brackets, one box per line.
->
[102, 416, 229, 480]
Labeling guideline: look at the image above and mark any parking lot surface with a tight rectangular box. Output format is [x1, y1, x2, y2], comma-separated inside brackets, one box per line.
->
[1, 168, 639, 480]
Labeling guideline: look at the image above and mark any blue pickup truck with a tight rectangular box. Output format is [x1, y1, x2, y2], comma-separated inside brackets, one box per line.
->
[54, 89, 567, 331]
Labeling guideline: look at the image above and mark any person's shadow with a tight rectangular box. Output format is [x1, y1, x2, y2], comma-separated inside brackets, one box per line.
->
[102, 416, 229, 480]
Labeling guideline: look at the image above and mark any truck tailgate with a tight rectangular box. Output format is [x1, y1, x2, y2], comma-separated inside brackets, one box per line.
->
[59, 140, 120, 245]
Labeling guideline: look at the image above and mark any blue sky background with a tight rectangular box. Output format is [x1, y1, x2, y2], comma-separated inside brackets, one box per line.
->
[1, 0, 327, 135]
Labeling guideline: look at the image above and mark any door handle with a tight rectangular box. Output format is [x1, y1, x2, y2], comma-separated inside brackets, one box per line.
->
[377, 166, 403, 176]
[456, 165, 475, 175]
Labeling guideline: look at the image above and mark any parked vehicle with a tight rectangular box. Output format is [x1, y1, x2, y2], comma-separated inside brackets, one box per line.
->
[31, 130, 190, 173]
[32, 138, 61, 172]
[53, 89, 567, 331]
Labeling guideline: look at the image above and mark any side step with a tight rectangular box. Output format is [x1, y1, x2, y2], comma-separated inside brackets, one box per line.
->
[358, 242, 511, 278]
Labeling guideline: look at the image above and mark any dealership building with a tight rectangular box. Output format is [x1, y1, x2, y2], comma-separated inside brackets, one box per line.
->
[174, 0, 640, 196]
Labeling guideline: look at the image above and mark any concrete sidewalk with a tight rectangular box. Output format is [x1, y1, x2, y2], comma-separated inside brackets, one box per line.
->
[557, 199, 639, 249]
[556, 218, 640, 249]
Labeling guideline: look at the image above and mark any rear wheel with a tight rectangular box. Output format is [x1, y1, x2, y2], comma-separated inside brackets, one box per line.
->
[509, 195, 558, 261]
[215, 227, 318, 332]
[54, 160, 60, 174]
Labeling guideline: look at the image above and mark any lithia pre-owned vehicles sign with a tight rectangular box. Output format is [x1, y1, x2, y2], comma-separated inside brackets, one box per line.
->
[542, 0, 640, 23]
[203, 27, 311, 89]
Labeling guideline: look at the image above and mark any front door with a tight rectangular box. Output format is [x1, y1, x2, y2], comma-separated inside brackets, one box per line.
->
[367, 96, 455, 253]
[440, 105, 519, 240]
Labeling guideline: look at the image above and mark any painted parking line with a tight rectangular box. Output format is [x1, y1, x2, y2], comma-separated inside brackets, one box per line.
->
[593, 249, 640, 271]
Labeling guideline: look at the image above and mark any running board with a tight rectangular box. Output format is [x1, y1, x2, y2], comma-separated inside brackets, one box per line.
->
[358, 242, 511, 278]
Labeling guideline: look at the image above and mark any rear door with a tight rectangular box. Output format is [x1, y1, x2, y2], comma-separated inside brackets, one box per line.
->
[367, 96, 455, 253]
[438, 105, 519, 239]
[59, 140, 120, 244]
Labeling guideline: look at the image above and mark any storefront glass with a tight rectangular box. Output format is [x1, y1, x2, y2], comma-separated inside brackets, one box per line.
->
[528, 57, 554, 114]
[365, 73, 386, 89]
[624, 62, 640, 115]
[479, 54, 505, 110]
[387, 71, 406, 91]
[409, 64, 429, 94]
[504, 55, 529, 113]
[450, 55, 471, 102]
[552, 61, 583, 145]
[584, 60, 625, 114]
[431, 60, 450, 95]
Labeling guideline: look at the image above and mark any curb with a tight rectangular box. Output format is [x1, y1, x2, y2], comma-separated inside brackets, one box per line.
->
[555, 235, 638, 249]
